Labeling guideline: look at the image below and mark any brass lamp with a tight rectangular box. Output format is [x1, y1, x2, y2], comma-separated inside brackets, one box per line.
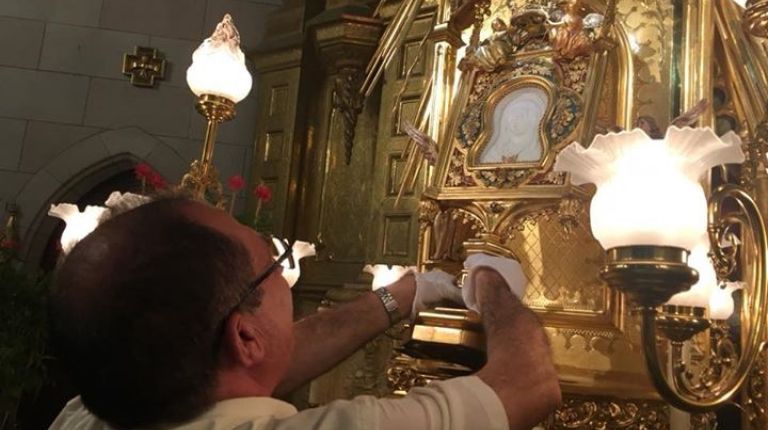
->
[182, 14, 252, 205]
[555, 126, 768, 412]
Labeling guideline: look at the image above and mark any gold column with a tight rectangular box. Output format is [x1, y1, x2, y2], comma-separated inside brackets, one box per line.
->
[680, 0, 714, 127]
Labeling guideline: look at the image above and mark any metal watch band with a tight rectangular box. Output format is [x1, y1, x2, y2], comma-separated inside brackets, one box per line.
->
[374, 287, 402, 325]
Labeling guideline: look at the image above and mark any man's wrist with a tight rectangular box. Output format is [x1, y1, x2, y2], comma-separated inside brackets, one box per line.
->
[374, 287, 402, 324]
[472, 268, 509, 310]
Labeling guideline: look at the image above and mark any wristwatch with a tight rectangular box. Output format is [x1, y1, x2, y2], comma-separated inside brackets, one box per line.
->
[374, 287, 402, 325]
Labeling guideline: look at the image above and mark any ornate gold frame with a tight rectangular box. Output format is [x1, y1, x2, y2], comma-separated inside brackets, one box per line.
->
[466, 75, 556, 170]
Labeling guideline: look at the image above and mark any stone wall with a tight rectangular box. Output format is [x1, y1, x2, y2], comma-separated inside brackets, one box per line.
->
[0, 0, 281, 261]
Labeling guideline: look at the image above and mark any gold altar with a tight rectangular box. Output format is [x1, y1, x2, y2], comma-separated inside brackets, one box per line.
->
[249, 0, 768, 428]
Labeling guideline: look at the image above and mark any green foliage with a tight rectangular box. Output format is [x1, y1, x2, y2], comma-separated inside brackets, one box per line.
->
[0, 247, 48, 411]
[236, 211, 273, 235]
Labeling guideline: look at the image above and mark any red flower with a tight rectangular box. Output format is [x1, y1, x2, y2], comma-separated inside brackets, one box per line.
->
[134, 162, 153, 179]
[227, 175, 245, 192]
[253, 184, 272, 203]
[0, 238, 17, 250]
[147, 171, 166, 189]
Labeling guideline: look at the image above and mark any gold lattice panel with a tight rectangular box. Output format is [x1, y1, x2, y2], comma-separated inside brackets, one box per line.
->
[506, 211, 612, 318]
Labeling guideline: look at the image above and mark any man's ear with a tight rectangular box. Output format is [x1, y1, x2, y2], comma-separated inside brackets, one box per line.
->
[222, 313, 266, 367]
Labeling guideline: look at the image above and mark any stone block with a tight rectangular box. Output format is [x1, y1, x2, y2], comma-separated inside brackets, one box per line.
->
[0, 170, 32, 205]
[43, 134, 109, 183]
[14, 170, 62, 236]
[100, 0, 206, 40]
[0, 17, 44, 68]
[0, 0, 102, 26]
[157, 136, 201, 163]
[0, 118, 27, 170]
[20, 121, 101, 173]
[0, 67, 89, 124]
[144, 143, 187, 185]
[204, 0, 279, 50]
[40, 24, 149, 79]
[100, 127, 160, 160]
[147, 36, 196, 88]
[84, 78, 193, 137]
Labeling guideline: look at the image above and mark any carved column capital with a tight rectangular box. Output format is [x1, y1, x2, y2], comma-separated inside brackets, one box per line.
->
[310, 12, 382, 164]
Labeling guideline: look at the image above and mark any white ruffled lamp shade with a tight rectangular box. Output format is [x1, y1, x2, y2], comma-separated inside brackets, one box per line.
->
[48, 204, 110, 254]
[272, 238, 316, 288]
[186, 14, 252, 103]
[363, 264, 416, 290]
[666, 242, 718, 307]
[709, 282, 743, 320]
[554, 127, 745, 250]
[48, 192, 151, 254]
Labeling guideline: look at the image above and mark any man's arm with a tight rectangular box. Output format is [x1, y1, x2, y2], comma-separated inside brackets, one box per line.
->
[274, 274, 416, 396]
[473, 268, 561, 429]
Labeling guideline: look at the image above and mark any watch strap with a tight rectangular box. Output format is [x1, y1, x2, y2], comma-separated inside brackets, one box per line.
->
[374, 287, 402, 325]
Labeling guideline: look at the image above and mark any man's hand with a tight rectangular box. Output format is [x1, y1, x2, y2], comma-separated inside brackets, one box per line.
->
[472, 267, 561, 430]
[412, 269, 463, 318]
[462, 253, 528, 312]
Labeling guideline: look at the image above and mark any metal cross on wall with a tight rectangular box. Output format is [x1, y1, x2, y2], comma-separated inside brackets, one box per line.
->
[122, 46, 166, 88]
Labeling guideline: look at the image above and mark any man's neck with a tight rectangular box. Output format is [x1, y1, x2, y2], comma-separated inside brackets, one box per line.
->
[214, 369, 273, 401]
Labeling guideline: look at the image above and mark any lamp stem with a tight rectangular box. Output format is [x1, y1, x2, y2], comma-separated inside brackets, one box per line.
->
[179, 94, 236, 206]
[201, 118, 220, 173]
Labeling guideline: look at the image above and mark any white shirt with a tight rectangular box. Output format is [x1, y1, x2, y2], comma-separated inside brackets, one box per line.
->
[49, 376, 508, 430]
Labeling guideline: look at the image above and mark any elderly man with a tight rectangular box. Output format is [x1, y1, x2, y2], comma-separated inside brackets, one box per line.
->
[49, 196, 560, 430]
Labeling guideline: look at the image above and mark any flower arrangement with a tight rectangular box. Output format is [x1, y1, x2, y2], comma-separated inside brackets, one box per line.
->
[134, 163, 167, 193]
[0, 219, 48, 429]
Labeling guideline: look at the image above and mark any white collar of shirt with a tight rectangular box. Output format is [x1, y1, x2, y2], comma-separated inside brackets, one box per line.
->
[195, 397, 298, 422]
[51, 396, 298, 430]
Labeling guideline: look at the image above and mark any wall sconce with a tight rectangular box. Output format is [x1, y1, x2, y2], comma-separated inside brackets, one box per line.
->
[554, 127, 767, 411]
[181, 14, 252, 206]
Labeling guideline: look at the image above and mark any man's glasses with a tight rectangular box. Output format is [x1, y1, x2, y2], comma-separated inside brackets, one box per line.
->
[233, 237, 294, 310]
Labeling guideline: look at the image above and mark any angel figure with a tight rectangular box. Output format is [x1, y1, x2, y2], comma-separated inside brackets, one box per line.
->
[549, 0, 595, 59]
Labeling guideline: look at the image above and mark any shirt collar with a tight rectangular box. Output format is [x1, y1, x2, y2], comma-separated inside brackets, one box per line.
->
[196, 397, 298, 421]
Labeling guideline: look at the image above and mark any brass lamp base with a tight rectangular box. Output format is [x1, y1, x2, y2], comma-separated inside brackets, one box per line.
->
[656, 305, 710, 342]
[195, 94, 236, 122]
[600, 246, 699, 309]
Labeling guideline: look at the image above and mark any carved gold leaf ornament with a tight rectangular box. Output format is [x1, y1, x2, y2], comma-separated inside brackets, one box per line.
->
[551, 396, 668, 430]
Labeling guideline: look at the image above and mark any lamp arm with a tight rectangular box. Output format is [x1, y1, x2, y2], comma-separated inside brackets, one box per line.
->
[639, 184, 768, 411]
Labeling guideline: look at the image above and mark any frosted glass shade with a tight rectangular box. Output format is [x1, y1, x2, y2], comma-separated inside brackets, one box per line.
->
[186, 14, 252, 103]
[272, 238, 316, 288]
[666, 242, 718, 307]
[554, 127, 744, 250]
[709, 282, 742, 320]
[48, 203, 109, 254]
[363, 264, 415, 290]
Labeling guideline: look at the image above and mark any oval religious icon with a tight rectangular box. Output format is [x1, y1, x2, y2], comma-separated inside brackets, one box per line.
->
[478, 87, 549, 164]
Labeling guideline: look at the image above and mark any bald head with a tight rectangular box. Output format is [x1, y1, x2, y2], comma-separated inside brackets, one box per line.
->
[50, 197, 257, 428]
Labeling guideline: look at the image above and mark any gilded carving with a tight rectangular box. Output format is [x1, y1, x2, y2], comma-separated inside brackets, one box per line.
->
[332, 67, 365, 165]
[554, 327, 620, 352]
[690, 412, 718, 430]
[451, 61, 583, 188]
[741, 117, 768, 190]
[745, 347, 767, 428]
[617, 0, 673, 121]
[550, 396, 668, 429]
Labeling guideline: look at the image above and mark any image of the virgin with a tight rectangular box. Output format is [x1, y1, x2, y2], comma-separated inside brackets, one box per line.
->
[478, 87, 548, 164]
